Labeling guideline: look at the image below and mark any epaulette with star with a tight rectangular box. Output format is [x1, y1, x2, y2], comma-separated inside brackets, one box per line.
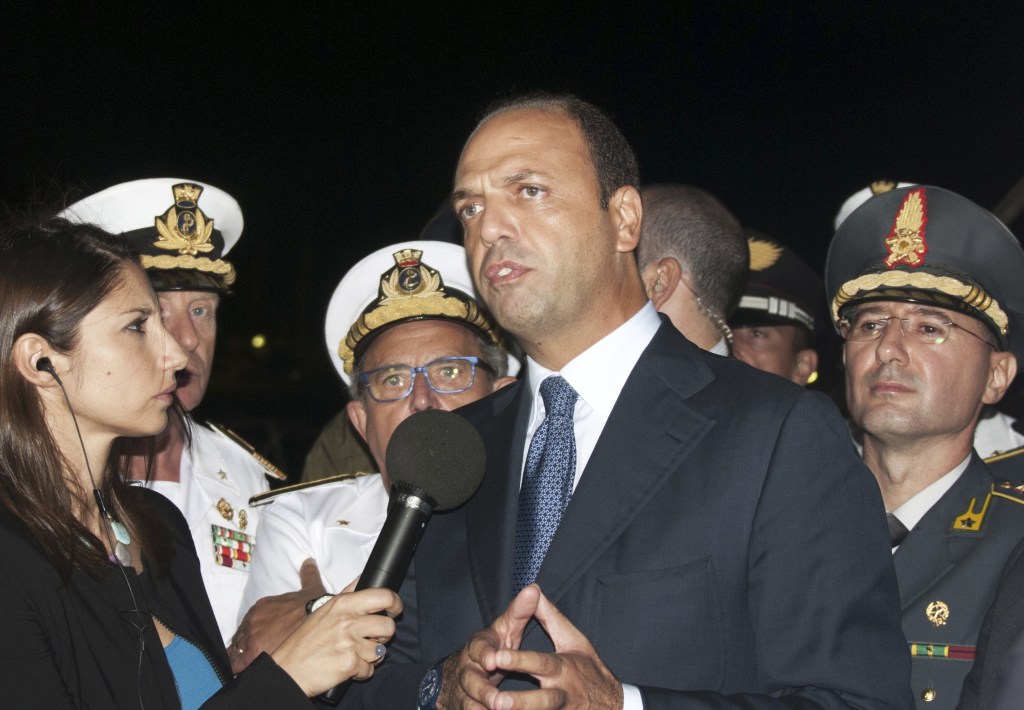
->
[248, 471, 377, 507]
[207, 421, 288, 481]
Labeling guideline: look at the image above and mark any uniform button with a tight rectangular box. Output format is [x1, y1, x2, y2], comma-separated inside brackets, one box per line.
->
[921, 687, 936, 702]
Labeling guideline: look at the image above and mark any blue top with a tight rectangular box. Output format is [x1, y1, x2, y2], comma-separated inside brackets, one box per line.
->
[164, 635, 223, 710]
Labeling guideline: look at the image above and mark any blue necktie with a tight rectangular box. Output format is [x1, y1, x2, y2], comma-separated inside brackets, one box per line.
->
[513, 375, 578, 594]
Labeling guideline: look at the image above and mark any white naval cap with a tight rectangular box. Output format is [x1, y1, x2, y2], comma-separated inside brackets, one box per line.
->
[833, 181, 916, 232]
[60, 178, 243, 292]
[325, 240, 520, 385]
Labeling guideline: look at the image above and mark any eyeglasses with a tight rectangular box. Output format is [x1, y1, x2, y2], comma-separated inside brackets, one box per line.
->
[358, 356, 495, 403]
[838, 313, 995, 349]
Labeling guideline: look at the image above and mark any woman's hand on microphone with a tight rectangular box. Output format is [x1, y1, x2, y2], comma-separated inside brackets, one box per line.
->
[269, 579, 402, 697]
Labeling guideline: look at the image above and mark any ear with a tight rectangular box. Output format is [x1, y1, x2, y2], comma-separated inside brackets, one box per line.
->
[346, 399, 369, 442]
[642, 257, 683, 310]
[608, 185, 642, 253]
[493, 375, 517, 392]
[792, 348, 819, 386]
[13, 333, 60, 387]
[982, 351, 1017, 405]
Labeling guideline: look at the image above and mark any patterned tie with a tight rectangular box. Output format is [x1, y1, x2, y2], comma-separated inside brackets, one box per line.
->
[887, 512, 909, 549]
[513, 376, 579, 594]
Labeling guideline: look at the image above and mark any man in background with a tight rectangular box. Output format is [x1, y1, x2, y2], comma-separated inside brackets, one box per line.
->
[729, 231, 826, 385]
[636, 183, 748, 353]
[229, 241, 516, 672]
[825, 184, 1024, 708]
[62, 179, 282, 645]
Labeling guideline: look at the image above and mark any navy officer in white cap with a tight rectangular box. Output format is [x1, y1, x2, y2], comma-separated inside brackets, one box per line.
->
[826, 184, 1024, 708]
[61, 179, 284, 646]
[229, 241, 517, 673]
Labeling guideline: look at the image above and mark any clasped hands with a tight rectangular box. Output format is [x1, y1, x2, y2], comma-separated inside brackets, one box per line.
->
[439, 584, 623, 710]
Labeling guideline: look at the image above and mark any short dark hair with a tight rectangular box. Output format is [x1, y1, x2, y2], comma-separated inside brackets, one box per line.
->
[637, 184, 749, 320]
[478, 92, 640, 209]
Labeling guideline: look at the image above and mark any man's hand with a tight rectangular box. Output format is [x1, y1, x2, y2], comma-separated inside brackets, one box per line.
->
[489, 587, 623, 710]
[438, 584, 541, 710]
[228, 558, 326, 674]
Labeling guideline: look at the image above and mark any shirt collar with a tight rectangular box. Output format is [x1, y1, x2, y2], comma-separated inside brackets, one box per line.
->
[525, 302, 661, 417]
[708, 335, 730, 356]
[891, 454, 972, 532]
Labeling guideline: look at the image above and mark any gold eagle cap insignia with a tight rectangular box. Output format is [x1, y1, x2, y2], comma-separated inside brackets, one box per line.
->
[748, 238, 784, 272]
[884, 188, 928, 268]
[153, 184, 216, 256]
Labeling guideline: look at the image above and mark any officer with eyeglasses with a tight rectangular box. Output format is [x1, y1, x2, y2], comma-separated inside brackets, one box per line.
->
[227, 241, 518, 673]
[825, 184, 1024, 709]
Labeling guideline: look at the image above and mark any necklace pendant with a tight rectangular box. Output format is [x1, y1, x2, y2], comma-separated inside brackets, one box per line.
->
[110, 520, 132, 546]
[113, 542, 133, 567]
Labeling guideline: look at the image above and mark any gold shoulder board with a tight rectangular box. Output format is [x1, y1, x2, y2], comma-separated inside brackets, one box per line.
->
[206, 421, 288, 481]
[248, 471, 376, 507]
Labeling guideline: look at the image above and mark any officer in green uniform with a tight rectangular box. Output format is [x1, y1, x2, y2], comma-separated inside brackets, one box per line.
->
[825, 184, 1024, 708]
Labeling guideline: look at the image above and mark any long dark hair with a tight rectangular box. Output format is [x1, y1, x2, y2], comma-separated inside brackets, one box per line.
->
[0, 217, 171, 578]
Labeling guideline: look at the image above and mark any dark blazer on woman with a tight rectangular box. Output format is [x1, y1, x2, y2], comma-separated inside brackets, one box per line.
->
[0, 487, 310, 709]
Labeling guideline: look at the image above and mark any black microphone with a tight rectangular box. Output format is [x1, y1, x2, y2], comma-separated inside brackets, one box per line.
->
[322, 409, 485, 702]
[357, 409, 486, 591]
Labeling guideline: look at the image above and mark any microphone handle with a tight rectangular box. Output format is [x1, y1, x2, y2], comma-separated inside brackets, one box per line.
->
[321, 485, 434, 704]
[356, 488, 433, 591]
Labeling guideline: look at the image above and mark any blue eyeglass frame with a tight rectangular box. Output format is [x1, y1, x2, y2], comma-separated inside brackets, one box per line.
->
[358, 356, 495, 402]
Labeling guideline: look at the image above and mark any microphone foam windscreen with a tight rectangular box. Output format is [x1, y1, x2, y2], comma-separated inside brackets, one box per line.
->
[384, 409, 486, 511]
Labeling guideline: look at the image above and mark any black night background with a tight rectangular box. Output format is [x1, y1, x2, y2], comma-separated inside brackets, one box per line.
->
[4, 3, 1022, 474]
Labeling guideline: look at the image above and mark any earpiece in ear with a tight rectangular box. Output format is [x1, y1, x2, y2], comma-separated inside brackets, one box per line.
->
[36, 357, 62, 384]
[653, 282, 665, 293]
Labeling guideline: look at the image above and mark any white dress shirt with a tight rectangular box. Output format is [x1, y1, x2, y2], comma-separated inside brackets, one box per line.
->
[889, 454, 971, 553]
[520, 301, 660, 710]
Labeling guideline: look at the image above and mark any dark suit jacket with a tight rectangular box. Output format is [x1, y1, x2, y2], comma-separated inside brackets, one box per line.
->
[894, 456, 1024, 709]
[342, 321, 913, 708]
[956, 536, 1024, 709]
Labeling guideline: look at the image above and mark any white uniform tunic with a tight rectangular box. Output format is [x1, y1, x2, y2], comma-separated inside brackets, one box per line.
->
[240, 473, 388, 617]
[146, 423, 271, 645]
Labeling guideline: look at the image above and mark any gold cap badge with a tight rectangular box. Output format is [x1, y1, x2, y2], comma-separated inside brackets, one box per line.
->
[884, 188, 928, 268]
[338, 249, 501, 375]
[748, 238, 784, 272]
[144, 183, 237, 285]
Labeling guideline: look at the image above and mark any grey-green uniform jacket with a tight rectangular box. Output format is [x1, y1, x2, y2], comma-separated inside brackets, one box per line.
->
[895, 451, 1024, 708]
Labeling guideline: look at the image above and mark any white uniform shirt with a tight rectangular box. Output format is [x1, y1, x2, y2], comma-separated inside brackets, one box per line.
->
[146, 423, 271, 645]
[240, 474, 389, 616]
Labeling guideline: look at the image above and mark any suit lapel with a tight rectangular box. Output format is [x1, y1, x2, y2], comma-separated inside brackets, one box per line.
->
[465, 380, 532, 623]
[894, 456, 992, 610]
[533, 324, 716, 608]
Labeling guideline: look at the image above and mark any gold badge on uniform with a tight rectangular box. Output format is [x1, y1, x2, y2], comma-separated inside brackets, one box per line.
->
[216, 497, 234, 522]
[926, 600, 950, 627]
[238, 509, 248, 531]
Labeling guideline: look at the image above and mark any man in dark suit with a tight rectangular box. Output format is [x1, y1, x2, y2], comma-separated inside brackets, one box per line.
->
[342, 93, 911, 709]
[824, 184, 1024, 709]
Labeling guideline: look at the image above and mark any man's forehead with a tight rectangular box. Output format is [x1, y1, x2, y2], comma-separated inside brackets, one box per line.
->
[157, 290, 221, 309]
[361, 320, 483, 365]
[850, 301, 957, 318]
[458, 109, 584, 169]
